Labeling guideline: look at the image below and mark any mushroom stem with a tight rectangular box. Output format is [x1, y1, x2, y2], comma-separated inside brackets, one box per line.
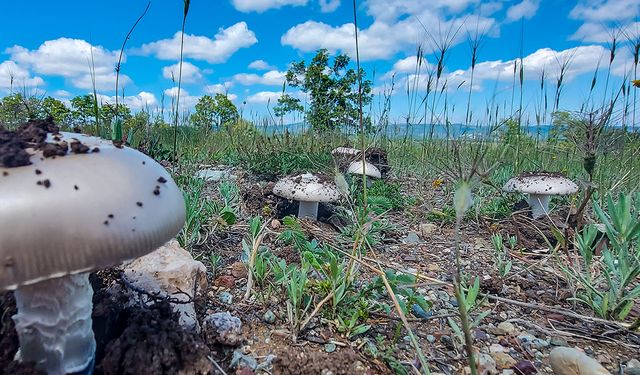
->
[297, 201, 319, 219]
[13, 273, 96, 375]
[528, 193, 551, 219]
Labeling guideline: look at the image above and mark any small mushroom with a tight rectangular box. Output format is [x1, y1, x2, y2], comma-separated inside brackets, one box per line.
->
[331, 147, 361, 158]
[503, 172, 578, 219]
[0, 132, 186, 374]
[347, 160, 382, 187]
[272, 173, 340, 219]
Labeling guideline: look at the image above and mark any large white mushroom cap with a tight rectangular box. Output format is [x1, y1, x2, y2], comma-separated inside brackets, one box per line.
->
[0, 132, 186, 290]
[273, 173, 339, 203]
[347, 160, 382, 179]
[503, 172, 578, 195]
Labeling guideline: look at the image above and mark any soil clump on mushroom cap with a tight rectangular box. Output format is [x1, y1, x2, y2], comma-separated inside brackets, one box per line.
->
[0, 118, 94, 168]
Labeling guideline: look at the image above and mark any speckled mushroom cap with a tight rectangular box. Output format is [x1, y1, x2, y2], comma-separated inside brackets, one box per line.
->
[503, 172, 579, 195]
[331, 147, 361, 157]
[347, 160, 382, 179]
[273, 173, 340, 202]
[0, 132, 186, 290]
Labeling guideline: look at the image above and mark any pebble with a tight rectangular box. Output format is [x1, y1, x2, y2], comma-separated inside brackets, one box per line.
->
[263, 310, 276, 324]
[490, 344, 506, 353]
[412, 303, 432, 319]
[626, 359, 640, 375]
[403, 231, 420, 244]
[324, 343, 336, 353]
[214, 275, 235, 289]
[549, 347, 611, 375]
[477, 353, 498, 374]
[419, 223, 438, 237]
[550, 337, 569, 347]
[492, 352, 517, 370]
[230, 262, 248, 279]
[497, 321, 517, 335]
[219, 291, 233, 305]
[426, 335, 436, 343]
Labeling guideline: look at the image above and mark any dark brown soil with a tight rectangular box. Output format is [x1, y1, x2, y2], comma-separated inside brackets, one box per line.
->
[273, 347, 385, 375]
[98, 302, 213, 375]
[0, 117, 61, 168]
[0, 293, 45, 375]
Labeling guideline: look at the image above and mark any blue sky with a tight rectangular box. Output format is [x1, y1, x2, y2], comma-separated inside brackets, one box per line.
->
[1, 0, 639, 124]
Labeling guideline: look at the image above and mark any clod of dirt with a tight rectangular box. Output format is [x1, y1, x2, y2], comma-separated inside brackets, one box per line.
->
[70, 140, 90, 154]
[273, 348, 383, 375]
[98, 302, 214, 375]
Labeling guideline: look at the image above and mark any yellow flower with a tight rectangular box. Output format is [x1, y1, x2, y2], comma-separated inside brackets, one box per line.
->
[432, 179, 444, 188]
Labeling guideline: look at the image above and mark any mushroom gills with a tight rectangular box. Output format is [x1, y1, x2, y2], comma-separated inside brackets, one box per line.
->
[527, 193, 551, 219]
[13, 273, 96, 375]
[298, 201, 319, 219]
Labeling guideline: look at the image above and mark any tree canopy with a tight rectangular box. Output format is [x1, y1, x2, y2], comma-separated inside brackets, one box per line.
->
[275, 49, 372, 131]
[191, 93, 238, 129]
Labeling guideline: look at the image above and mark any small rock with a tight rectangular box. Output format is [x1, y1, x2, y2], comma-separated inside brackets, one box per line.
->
[263, 310, 276, 324]
[215, 275, 236, 289]
[502, 371, 515, 375]
[123, 239, 207, 331]
[440, 335, 454, 349]
[219, 291, 233, 305]
[474, 329, 489, 341]
[419, 223, 438, 238]
[513, 360, 537, 375]
[437, 291, 450, 302]
[549, 347, 611, 375]
[412, 303, 432, 319]
[626, 359, 640, 375]
[324, 343, 336, 353]
[477, 353, 498, 374]
[490, 344, 506, 353]
[231, 262, 248, 279]
[270, 219, 281, 230]
[196, 168, 236, 182]
[426, 263, 442, 272]
[550, 337, 569, 347]
[492, 352, 517, 370]
[403, 231, 421, 244]
[203, 312, 243, 346]
[426, 335, 436, 343]
[497, 321, 518, 336]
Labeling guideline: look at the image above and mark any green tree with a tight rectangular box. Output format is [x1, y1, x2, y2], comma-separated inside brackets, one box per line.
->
[101, 103, 132, 125]
[191, 93, 238, 129]
[41, 97, 71, 125]
[278, 49, 372, 130]
[0, 93, 41, 127]
[273, 93, 304, 121]
[70, 94, 98, 128]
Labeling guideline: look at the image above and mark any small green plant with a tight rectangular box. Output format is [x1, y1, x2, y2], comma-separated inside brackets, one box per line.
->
[447, 277, 490, 345]
[562, 193, 640, 321]
[490, 234, 515, 278]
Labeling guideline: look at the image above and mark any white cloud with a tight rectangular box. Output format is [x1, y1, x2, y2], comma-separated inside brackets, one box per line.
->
[137, 22, 257, 63]
[231, 0, 307, 12]
[53, 89, 71, 98]
[248, 59, 275, 70]
[6, 38, 130, 91]
[0, 60, 44, 91]
[163, 87, 200, 109]
[204, 83, 237, 101]
[281, 6, 496, 60]
[162, 62, 203, 83]
[505, 0, 540, 22]
[385, 45, 614, 94]
[246, 91, 284, 104]
[204, 82, 233, 94]
[570, 0, 640, 22]
[319, 0, 340, 12]
[233, 70, 286, 86]
[97, 91, 159, 110]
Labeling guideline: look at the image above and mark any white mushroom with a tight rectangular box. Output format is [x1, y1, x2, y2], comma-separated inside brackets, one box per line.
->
[347, 160, 381, 187]
[331, 147, 361, 158]
[503, 172, 578, 219]
[272, 173, 340, 219]
[0, 131, 185, 374]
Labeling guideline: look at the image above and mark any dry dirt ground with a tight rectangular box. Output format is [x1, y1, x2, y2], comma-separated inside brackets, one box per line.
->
[1, 168, 639, 375]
